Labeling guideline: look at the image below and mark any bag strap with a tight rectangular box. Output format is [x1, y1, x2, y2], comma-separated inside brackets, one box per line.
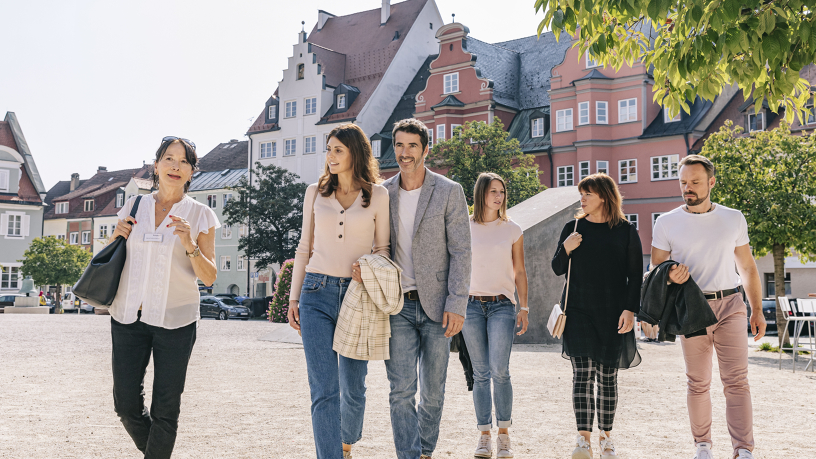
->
[562, 218, 579, 313]
[129, 195, 143, 221]
[307, 186, 319, 259]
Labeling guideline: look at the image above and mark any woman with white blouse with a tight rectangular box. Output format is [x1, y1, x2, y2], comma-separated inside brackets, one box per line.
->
[464, 172, 529, 459]
[109, 137, 219, 459]
[287, 124, 389, 459]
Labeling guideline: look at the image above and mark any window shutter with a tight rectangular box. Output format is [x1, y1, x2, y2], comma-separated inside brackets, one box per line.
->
[0, 213, 7, 235]
[22, 215, 30, 237]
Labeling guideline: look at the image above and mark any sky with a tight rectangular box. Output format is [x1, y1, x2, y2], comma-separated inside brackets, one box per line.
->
[0, 0, 548, 191]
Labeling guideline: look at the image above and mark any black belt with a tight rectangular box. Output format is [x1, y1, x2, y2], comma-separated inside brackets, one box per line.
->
[404, 290, 419, 301]
[469, 294, 509, 302]
[703, 286, 742, 300]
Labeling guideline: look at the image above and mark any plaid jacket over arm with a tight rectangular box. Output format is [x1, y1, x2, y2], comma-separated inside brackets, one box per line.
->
[333, 254, 404, 361]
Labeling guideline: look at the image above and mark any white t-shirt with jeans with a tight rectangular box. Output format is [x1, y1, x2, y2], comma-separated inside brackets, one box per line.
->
[651, 203, 749, 292]
[395, 186, 422, 292]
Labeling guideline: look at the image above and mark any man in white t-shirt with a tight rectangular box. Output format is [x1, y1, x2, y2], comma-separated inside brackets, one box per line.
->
[651, 155, 766, 459]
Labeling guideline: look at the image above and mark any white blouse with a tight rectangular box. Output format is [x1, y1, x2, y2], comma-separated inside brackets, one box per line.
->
[109, 193, 220, 329]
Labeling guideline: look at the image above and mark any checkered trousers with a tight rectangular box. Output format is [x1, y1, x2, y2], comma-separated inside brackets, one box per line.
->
[570, 356, 619, 432]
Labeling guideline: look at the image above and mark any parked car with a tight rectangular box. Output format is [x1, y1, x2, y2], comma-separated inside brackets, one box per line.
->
[62, 292, 94, 314]
[200, 296, 251, 320]
[241, 297, 273, 318]
[215, 293, 249, 303]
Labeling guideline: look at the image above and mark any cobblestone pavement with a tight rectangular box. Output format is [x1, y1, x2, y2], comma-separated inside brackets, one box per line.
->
[1, 314, 814, 458]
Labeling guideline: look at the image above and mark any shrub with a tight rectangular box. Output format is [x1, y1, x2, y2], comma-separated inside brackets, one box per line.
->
[758, 342, 773, 351]
[268, 259, 294, 323]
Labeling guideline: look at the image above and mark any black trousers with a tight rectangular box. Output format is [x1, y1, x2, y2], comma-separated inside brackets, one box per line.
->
[111, 314, 196, 459]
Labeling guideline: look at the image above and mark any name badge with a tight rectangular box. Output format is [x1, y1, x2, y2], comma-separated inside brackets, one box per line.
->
[143, 233, 163, 242]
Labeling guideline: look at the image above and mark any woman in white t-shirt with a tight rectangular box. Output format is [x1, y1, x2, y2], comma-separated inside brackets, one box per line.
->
[109, 137, 219, 458]
[462, 172, 528, 459]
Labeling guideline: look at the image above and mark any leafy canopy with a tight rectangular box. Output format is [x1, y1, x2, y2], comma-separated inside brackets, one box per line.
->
[535, 0, 815, 121]
[19, 236, 93, 287]
[429, 118, 544, 207]
[703, 120, 816, 261]
[222, 163, 307, 270]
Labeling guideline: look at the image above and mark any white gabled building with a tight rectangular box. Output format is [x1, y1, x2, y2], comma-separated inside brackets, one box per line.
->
[247, 0, 443, 185]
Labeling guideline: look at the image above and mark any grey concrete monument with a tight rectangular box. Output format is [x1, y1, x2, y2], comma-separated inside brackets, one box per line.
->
[508, 186, 580, 344]
[5, 276, 49, 314]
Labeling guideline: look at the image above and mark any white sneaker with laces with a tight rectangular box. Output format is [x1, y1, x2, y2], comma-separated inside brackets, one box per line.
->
[474, 434, 492, 458]
[572, 434, 592, 459]
[735, 449, 754, 459]
[693, 442, 714, 459]
[599, 431, 617, 456]
[342, 451, 352, 459]
[496, 433, 513, 458]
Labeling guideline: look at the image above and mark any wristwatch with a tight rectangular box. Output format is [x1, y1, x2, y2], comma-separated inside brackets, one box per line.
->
[186, 245, 200, 258]
[519, 306, 530, 312]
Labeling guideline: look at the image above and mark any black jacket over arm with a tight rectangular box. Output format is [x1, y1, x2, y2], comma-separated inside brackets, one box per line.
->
[639, 260, 718, 342]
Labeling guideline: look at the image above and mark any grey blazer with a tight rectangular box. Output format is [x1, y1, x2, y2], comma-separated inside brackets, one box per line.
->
[383, 168, 472, 322]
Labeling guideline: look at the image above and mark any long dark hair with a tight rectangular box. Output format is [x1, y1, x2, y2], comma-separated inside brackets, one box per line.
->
[152, 139, 199, 193]
[317, 124, 381, 208]
[576, 173, 627, 228]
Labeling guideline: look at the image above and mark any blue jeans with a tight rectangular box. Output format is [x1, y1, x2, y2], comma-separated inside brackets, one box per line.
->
[461, 298, 516, 431]
[385, 298, 451, 459]
[299, 273, 369, 459]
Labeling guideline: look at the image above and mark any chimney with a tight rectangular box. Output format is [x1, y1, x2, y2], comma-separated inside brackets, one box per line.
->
[70, 173, 80, 191]
[318, 10, 335, 31]
[97, 166, 107, 173]
[381, 0, 390, 25]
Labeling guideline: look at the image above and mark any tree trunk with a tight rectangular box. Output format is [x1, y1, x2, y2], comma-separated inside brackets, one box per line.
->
[773, 244, 790, 347]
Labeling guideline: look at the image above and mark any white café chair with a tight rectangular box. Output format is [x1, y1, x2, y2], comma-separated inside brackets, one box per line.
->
[777, 296, 816, 372]
[796, 298, 816, 371]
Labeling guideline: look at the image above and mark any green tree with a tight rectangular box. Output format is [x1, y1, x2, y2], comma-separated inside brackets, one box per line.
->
[702, 120, 816, 345]
[223, 162, 307, 271]
[429, 119, 544, 207]
[19, 236, 93, 305]
[535, 0, 814, 121]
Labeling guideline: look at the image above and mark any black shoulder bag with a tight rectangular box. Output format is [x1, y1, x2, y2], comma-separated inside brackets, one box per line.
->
[73, 195, 143, 307]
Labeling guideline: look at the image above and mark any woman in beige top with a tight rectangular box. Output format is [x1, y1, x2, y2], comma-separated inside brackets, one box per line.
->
[287, 123, 389, 459]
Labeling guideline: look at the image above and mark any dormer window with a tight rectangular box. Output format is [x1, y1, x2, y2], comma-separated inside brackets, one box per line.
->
[664, 109, 681, 123]
[84, 199, 94, 212]
[372, 139, 381, 158]
[586, 51, 601, 69]
[444, 73, 459, 94]
[297, 64, 305, 80]
[55, 202, 69, 214]
[531, 118, 544, 138]
[337, 94, 346, 109]
[0, 169, 8, 192]
[116, 193, 124, 208]
[269, 106, 275, 119]
[748, 111, 764, 131]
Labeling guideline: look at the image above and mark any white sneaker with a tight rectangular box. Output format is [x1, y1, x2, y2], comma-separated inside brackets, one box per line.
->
[474, 434, 492, 458]
[572, 434, 592, 459]
[496, 433, 514, 458]
[599, 431, 617, 456]
[735, 449, 754, 459]
[342, 451, 352, 459]
[693, 442, 714, 459]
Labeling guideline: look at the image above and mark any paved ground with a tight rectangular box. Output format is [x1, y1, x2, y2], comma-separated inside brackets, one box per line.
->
[1, 314, 814, 459]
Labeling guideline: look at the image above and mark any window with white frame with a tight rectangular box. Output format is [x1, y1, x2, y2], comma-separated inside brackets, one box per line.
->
[586, 51, 601, 69]
[556, 109, 573, 132]
[98, 224, 108, 239]
[237, 256, 247, 271]
[6, 214, 22, 237]
[55, 202, 69, 214]
[305, 97, 317, 115]
[220, 256, 231, 271]
[372, 139, 381, 158]
[285, 100, 297, 118]
[557, 165, 574, 187]
[116, 193, 124, 208]
[578, 102, 590, 125]
[223, 193, 232, 207]
[56, 234, 66, 241]
[619, 98, 637, 123]
[84, 199, 94, 212]
[664, 109, 681, 123]
[597, 160, 609, 174]
[284, 139, 297, 156]
[268, 106, 275, 119]
[427, 129, 433, 147]
[748, 111, 764, 131]
[337, 94, 346, 109]
[619, 159, 637, 183]
[304, 136, 317, 154]
[69, 232, 78, 244]
[1, 266, 20, 289]
[207, 194, 217, 208]
[531, 118, 544, 137]
[626, 214, 639, 230]
[451, 124, 461, 137]
[81, 231, 91, 245]
[0, 169, 8, 192]
[596, 101, 608, 124]
[239, 224, 248, 237]
[221, 224, 232, 239]
[651, 154, 680, 180]
[444, 73, 459, 94]
[579, 161, 590, 181]
[260, 141, 276, 159]
[652, 213, 664, 228]
[436, 124, 445, 141]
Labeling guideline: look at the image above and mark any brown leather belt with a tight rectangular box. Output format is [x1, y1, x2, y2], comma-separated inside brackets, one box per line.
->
[404, 290, 420, 301]
[469, 294, 509, 302]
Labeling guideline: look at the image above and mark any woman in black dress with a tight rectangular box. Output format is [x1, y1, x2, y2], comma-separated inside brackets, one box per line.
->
[551, 173, 642, 459]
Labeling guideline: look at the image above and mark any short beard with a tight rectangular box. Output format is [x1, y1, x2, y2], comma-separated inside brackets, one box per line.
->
[684, 189, 710, 207]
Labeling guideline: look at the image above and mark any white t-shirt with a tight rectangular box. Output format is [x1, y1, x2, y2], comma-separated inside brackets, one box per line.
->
[651, 204, 749, 292]
[469, 218, 523, 303]
[395, 186, 422, 291]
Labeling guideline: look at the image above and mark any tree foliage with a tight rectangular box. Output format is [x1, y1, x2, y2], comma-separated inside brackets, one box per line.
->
[429, 118, 544, 207]
[222, 163, 307, 270]
[535, 0, 815, 121]
[19, 236, 93, 287]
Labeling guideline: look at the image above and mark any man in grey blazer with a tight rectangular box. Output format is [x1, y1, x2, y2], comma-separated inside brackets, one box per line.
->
[383, 118, 471, 459]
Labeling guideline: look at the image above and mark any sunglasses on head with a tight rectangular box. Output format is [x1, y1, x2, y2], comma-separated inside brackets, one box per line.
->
[162, 136, 196, 150]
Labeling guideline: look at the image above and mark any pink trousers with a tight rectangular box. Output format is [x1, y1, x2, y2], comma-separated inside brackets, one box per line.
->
[680, 293, 754, 454]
